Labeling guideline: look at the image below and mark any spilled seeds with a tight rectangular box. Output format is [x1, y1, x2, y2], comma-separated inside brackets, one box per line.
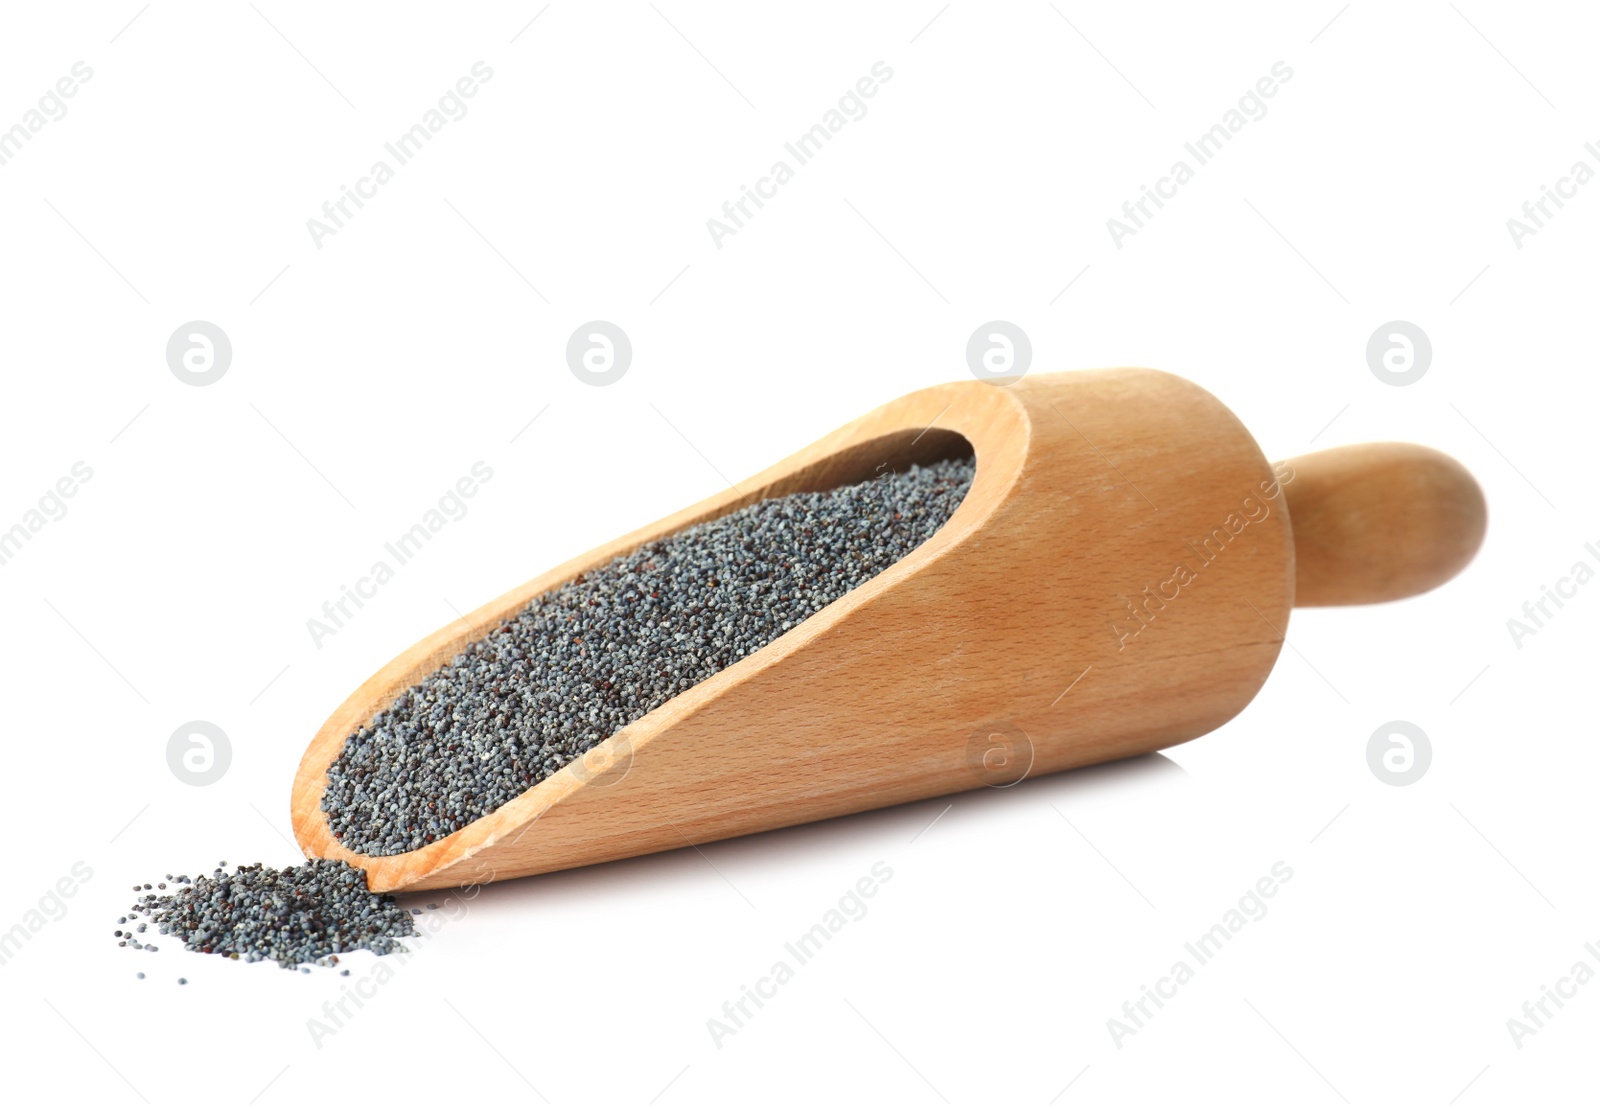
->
[119, 860, 416, 972]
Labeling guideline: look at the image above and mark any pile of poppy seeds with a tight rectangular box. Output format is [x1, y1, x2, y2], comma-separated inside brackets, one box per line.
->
[323, 456, 976, 855]
[117, 457, 973, 975]
[118, 860, 419, 975]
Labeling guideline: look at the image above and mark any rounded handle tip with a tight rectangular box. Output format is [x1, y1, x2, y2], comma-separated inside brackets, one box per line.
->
[1280, 442, 1486, 607]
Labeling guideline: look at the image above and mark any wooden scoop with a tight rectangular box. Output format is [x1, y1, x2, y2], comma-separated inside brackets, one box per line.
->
[291, 369, 1486, 891]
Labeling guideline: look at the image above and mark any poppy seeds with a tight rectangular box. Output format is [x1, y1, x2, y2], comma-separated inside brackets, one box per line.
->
[322, 456, 976, 856]
[115, 457, 972, 976]
[117, 860, 417, 971]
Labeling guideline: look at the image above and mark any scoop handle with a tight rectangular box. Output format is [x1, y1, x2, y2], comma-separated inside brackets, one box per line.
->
[1278, 442, 1486, 607]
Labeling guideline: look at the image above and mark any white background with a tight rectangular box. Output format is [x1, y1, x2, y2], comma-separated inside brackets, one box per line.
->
[0, 2, 1593, 1105]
